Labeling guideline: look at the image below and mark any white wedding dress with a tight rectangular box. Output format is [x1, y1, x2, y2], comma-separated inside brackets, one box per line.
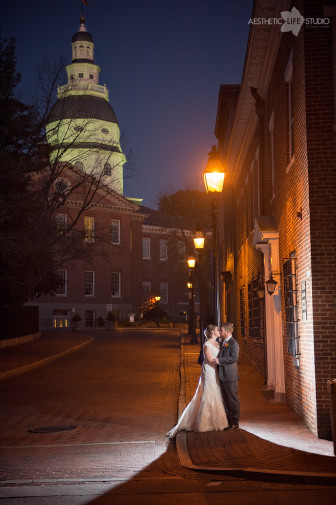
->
[166, 340, 228, 438]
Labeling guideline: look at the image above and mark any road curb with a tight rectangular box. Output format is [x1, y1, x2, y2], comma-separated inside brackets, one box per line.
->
[0, 337, 94, 381]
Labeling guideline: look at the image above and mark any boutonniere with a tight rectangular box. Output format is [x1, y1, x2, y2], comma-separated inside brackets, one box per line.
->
[224, 342, 229, 348]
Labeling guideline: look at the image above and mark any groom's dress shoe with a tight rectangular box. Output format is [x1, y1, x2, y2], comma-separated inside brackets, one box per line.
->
[225, 424, 239, 430]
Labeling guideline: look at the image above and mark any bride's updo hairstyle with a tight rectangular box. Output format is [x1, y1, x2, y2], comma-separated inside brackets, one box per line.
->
[204, 324, 217, 340]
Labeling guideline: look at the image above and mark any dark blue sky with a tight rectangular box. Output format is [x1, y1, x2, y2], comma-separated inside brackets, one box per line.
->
[2, 0, 253, 207]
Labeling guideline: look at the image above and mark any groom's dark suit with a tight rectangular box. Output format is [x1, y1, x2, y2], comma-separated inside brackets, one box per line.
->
[218, 336, 240, 427]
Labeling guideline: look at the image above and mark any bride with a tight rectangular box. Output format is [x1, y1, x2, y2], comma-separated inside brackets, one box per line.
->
[166, 324, 228, 439]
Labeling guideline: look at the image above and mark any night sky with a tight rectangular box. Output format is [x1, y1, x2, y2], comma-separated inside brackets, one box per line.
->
[2, 0, 253, 207]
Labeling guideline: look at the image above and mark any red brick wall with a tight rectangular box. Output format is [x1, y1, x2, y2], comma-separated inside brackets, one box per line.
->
[303, 0, 336, 438]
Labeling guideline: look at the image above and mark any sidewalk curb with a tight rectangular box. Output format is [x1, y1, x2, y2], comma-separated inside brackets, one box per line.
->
[176, 432, 336, 484]
[0, 337, 94, 381]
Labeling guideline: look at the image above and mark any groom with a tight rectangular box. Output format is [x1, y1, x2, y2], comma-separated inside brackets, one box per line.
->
[213, 322, 240, 430]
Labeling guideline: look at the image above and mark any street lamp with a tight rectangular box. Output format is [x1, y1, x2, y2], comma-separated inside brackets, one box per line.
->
[203, 145, 225, 326]
[187, 256, 197, 344]
[193, 231, 205, 365]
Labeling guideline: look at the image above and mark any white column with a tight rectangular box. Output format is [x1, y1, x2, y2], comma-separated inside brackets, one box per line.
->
[256, 240, 286, 400]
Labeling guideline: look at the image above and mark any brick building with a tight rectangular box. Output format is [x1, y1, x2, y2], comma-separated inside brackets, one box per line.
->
[216, 0, 336, 439]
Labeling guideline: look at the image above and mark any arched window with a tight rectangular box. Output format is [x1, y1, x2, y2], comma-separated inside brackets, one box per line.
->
[86, 46, 91, 56]
[74, 161, 84, 170]
[79, 45, 84, 56]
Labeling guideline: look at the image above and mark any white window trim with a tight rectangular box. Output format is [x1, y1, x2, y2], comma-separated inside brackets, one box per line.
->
[84, 271, 95, 297]
[160, 282, 168, 304]
[142, 237, 151, 259]
[160, 239, 168, 261]
[142, 281, 151, 294]
[111, 272, 121, 298]
[84, 216, 95, 243]
[56, 269, 67, 297]
[111, 219, 121, 245]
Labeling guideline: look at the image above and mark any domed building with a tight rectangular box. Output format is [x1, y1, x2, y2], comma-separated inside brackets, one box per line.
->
[46, 13, 125, 194]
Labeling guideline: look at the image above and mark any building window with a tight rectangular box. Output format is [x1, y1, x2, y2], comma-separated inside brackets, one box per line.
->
[248, 277, 262, 339]
[142, 281, 151, 294]
[178, 241, 185, 261]
[240, 286, 245, 338]
[160, 282, 168, 304]
[74, 160, 84, 169]
[104, 162, 112, 176]
[269, 112, 275, 200]
[56, 269, 67, 296]
[160, 239, 168, 261]
[78, 72, 84, 78]
[84, 216, 94, 243]
[56, 213, 67, 233]
[283, 252, 300, 361]
[142, 237, 150, 259]
[285, 53, 294, 163]
[85, 310, 95, 328]
[111, 272, 121, 297]
[111, 219, 120, 244]
[84, 271, 95, 296]
[89, 73, 94, 79]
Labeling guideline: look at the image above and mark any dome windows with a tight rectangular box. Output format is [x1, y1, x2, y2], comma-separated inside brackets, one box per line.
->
[101, 128, 109, 134]
[104, 162, 112, 176]
[74, 126, 84, 133]
[74, 161, 84, 170]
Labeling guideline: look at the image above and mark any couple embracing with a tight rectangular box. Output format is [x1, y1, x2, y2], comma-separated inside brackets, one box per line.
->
[167, 322, 240, 439]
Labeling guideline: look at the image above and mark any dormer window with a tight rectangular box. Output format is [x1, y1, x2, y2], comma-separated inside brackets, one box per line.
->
[78, 73, 84, 78]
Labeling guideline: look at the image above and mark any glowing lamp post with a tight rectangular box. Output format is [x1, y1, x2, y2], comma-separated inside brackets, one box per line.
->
[187, 256, 197, 344]
[203, 145, 225, 326]
[193, 231, 205, 364]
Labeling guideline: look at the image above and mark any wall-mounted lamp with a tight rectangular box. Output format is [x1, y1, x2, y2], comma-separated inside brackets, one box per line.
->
[265, 272, 278, 295]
